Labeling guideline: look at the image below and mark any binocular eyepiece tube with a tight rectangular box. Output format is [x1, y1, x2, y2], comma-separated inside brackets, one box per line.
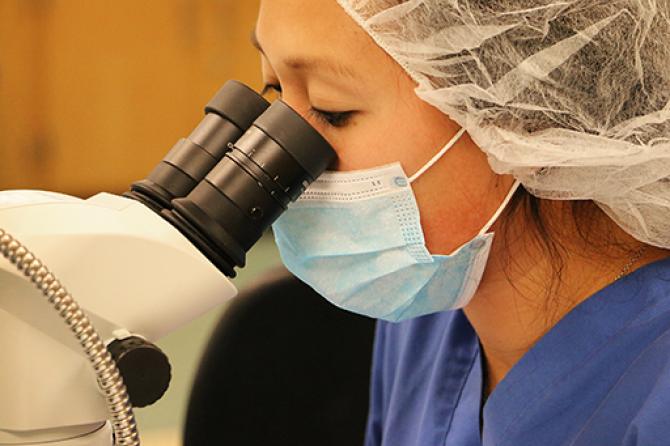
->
[127, 80, 336, 277]
[125, 81, 271, 210]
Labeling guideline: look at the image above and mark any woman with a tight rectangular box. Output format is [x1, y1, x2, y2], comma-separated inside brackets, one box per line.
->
[254, 0, 670, 444]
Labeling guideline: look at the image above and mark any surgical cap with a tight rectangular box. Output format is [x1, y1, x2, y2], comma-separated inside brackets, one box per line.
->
[336, 0, 670, 248]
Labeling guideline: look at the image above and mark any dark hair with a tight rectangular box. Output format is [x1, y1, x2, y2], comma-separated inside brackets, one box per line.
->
[498, 186, 640, 325]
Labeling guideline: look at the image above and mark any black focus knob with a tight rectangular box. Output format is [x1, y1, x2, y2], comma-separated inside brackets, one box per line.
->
[107, 336, 172, 408]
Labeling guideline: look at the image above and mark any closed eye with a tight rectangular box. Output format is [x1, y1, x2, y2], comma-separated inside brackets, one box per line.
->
[262, 83, 354, 128]
[307, 108, 354, 128]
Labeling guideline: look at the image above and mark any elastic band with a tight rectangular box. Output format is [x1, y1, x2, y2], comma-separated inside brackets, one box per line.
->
[478, 179, 522, 236]
[409, 128, 467, 183]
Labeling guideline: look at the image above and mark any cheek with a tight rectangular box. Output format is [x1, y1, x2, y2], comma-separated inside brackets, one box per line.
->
[413, 143, 503, 255]
[331, 135, 406, 171]
[330, 107, 458, 173]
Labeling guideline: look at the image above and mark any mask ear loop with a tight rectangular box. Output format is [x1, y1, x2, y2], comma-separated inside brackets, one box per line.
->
[478, 179, 522, 236]
[409, 128, 467, 184]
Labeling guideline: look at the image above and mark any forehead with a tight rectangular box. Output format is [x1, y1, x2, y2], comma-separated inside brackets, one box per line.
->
[255, 0, 382, 69]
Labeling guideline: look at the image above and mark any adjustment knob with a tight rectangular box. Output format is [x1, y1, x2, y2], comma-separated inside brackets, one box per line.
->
[107, 336, 172, 408]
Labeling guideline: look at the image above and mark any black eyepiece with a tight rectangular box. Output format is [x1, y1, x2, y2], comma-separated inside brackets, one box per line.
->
[126, 81, 337, 277]
[163, 100, 336, 277]
[125, 80, 270, 211]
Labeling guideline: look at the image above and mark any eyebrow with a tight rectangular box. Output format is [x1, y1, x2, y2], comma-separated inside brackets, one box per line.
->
[250, 28, 359, 81]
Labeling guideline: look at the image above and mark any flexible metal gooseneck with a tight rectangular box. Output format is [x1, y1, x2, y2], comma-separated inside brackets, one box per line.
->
[0, 228, 140, 446]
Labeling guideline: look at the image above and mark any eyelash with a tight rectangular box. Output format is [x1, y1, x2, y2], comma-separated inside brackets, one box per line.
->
[261, 83, 354, 128]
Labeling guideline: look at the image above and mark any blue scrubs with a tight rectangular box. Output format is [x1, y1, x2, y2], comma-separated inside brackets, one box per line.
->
[365, 257, 670, 445]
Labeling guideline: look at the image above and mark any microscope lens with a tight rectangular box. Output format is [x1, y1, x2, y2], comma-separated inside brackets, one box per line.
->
[164, 100, 337, 277]
[125, 80, 270, 211]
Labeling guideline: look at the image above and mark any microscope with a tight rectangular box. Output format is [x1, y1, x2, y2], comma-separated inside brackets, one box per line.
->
[0, 81, 336, 445]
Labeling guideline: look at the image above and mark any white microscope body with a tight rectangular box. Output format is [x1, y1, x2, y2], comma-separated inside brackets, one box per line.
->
[0, 190, 238, 445]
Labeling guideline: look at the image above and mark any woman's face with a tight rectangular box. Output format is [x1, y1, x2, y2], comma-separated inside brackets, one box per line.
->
[255, 0, 515, 255]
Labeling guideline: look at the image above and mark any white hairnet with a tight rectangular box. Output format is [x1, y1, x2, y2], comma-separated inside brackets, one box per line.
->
[336, 0, 670, 248]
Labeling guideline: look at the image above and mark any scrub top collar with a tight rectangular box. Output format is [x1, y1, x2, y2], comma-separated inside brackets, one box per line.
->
[479, 256, 670, 443]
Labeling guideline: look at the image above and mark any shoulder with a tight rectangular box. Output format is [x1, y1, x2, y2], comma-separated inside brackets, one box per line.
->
[621, 327, 670, 445]
[591, 263, 670, 445]
[576, 260, 670, 444]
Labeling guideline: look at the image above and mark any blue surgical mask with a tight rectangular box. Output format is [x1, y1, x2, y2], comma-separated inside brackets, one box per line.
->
[271, 129, 520, 322]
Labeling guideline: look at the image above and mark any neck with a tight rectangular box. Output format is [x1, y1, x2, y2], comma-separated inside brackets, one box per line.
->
[463, 199, 669, 398]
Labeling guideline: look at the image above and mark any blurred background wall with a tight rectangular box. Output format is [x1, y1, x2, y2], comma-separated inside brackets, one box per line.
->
[0, 1, 282, 445]
[0, 0, 262, 196]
